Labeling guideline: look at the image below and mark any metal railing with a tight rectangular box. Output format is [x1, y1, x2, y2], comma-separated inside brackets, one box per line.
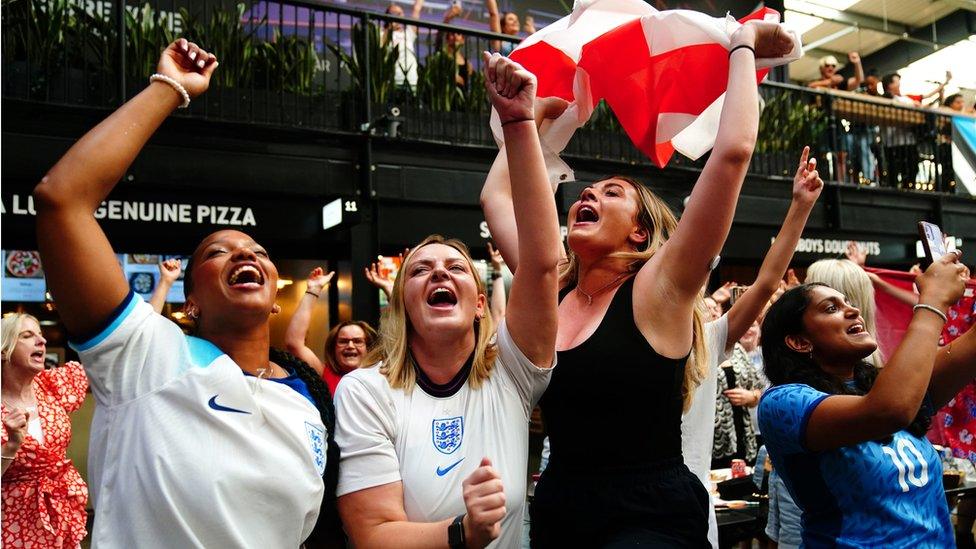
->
[2, 0, 968, 193]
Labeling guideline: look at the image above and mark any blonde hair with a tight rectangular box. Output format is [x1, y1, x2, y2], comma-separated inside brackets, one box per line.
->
[560, 176, 709, 411]
[805, 259, 884, 364]
[367, 235, 498, 390]
[1, 313, 39, 364]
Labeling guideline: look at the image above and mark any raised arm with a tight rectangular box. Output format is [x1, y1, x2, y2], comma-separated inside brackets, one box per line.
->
[482, 53, 561, 368]
[284, 267, 333, 376]
[486, 0, 501, 50]
[410, 0, 424, 19]
[931, 320, 976, 407]
[846, 241, 919, 306]
[726, 146, 822, 347]
[638, 23, 795, 302]
[148, 259, 182, 314]
[845, 52, 864, 91]
[34, 40, 216, 336]
[364, 261, 395, 300]
[488, 243, 508, 320]
[803, 254, 968, 451]
[481, 97, 570, 273]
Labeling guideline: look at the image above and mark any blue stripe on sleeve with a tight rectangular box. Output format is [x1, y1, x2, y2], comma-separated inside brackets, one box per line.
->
[69, 290, 139, 352]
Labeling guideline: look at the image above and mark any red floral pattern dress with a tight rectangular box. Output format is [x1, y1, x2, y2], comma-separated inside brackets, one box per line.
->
[931, 290, 976, 459]
[1, 363, 89, 548]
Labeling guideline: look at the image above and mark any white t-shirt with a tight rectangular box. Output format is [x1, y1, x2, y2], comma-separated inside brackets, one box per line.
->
[681, 315, 730, 549]
[335, 320, 552, 548]
[72, 294, 326, 548]
[390, 26, 418, 87]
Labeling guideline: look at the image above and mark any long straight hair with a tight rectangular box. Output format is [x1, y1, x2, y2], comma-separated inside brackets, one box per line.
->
[560, 176, 709, 411]
[366, 235, 498, 390]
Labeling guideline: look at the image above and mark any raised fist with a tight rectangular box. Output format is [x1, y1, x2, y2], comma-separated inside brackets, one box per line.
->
[483, 52, 536, 125]
[156, 38, 218, 99]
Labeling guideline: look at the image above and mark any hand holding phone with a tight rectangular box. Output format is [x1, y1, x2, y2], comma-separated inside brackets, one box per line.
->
[918, 221, 948, 263]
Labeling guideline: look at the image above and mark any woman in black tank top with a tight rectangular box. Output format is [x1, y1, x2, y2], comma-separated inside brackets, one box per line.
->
[481, 21, 796, 548]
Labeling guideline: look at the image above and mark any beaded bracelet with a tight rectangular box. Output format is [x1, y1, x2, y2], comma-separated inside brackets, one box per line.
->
[149, 73, 191, 109]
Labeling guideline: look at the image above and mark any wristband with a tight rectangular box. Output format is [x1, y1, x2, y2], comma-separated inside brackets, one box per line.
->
[501, 118, 534, 127]
[305, 290, 320, 299]
[728, 44, 756, 58]
[149, 73, 191, 109]
[913, 303, 948, 323]
[491, 271, 503, 280]
[448, 514, 466, 548]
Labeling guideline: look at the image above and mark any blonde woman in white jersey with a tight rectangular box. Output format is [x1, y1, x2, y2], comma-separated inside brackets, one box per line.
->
[33, 40, 343, 548]
[334, 52, 561, 548]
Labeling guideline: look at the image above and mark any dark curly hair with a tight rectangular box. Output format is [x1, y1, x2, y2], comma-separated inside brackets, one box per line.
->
[761, 283, 930, 439]
[271, 348, 345, 548]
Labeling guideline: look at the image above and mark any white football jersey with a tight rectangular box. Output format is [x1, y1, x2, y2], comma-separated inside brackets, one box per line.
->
[72, 294, 325, 548]
[335, 320, 553, 548]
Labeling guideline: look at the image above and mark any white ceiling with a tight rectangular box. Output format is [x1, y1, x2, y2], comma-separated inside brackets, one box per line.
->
[784, 0, 966, 85]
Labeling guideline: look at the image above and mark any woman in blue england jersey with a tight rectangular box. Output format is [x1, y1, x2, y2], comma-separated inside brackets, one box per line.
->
[334, 52, 561, 548]
[33, 40, 342, 548]
[759, 253, 974, 548]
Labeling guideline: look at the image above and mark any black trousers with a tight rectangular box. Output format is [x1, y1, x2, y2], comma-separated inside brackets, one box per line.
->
[530, 458, 709, 548]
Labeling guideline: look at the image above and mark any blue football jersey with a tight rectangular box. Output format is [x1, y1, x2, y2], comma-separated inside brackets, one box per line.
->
[759, 384, 952, 548]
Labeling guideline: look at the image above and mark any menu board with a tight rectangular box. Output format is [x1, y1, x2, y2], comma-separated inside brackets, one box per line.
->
[1, 250, 46, 302]
[1, 250, 187, 304]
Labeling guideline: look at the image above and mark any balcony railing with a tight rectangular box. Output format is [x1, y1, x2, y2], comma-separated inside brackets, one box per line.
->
[2, 0, 969, 194]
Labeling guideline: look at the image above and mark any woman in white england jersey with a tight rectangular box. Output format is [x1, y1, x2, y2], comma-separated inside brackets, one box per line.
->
[334, 53, 561, 548]
[33, 40, 342, 548]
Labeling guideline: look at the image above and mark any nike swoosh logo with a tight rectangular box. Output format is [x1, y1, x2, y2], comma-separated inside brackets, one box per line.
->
[208, 395, 251, 415]
[436, 458, 464, 477]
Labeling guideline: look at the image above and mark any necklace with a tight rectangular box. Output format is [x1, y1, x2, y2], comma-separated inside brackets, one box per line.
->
[575, 271, 632, 305]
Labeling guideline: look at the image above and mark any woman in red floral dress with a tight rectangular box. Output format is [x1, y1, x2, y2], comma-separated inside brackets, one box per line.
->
[1, 313, 89, 548]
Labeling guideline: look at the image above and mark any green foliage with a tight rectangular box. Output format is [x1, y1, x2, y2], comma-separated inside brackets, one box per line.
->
[3, 0, 76, 68]
[328, 21, 399, 104]
[757, 92, 827, 153]
[125, 3, 176, 81]
[416, 48, 464, 112]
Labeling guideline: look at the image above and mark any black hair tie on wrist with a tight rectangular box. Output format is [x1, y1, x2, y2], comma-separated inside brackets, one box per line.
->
[729, 44, 756, 58]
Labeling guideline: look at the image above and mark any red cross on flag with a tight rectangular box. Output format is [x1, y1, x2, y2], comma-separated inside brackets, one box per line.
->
[491, 0, 802, 179]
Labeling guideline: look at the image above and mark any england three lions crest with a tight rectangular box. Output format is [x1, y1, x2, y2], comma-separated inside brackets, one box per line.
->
[432, 416, 464, 454]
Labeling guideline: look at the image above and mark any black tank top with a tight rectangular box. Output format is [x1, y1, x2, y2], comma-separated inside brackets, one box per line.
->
[540, 277, 687, 470]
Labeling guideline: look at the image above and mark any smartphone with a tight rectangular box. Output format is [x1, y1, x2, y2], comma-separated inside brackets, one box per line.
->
[918, 221, 948, 262]
[729, 285, 746, 305]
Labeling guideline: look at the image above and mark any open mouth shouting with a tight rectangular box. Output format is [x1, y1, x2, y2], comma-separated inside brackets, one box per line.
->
[846, 322, 867, 336]
[227, 263, 265, 289]
[575, 204, 599, 226]
[426, 287, 458, 310]
[30, 349, 45, 364]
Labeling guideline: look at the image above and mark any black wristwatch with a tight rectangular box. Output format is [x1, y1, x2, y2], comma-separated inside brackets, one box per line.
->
[448, 513, 466, 548]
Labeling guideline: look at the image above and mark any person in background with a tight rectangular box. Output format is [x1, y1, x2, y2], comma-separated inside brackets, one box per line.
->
[285, 267, 378, 395]
[335, 52, 560, 548]
[805, 258, 884, 366]
[488, 242, 507, 320]
[438, 3, 472, 89]
[759, 252, 972, 547]
[712, 321, 766, 467]
[486, 0, 533, 56]
[858, 68, 882, 97]
[1, 313, 89, 548]
[149, 258, 182, 313]
[883, 71, 951, 107]
[32, 39, 343, 547]
[684, 146, 822, 548]
[384, 0, 424, 89]
[807, 53, 863, 91]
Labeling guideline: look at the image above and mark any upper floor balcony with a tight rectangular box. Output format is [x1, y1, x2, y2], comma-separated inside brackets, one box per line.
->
[3, 0, 973, 195]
